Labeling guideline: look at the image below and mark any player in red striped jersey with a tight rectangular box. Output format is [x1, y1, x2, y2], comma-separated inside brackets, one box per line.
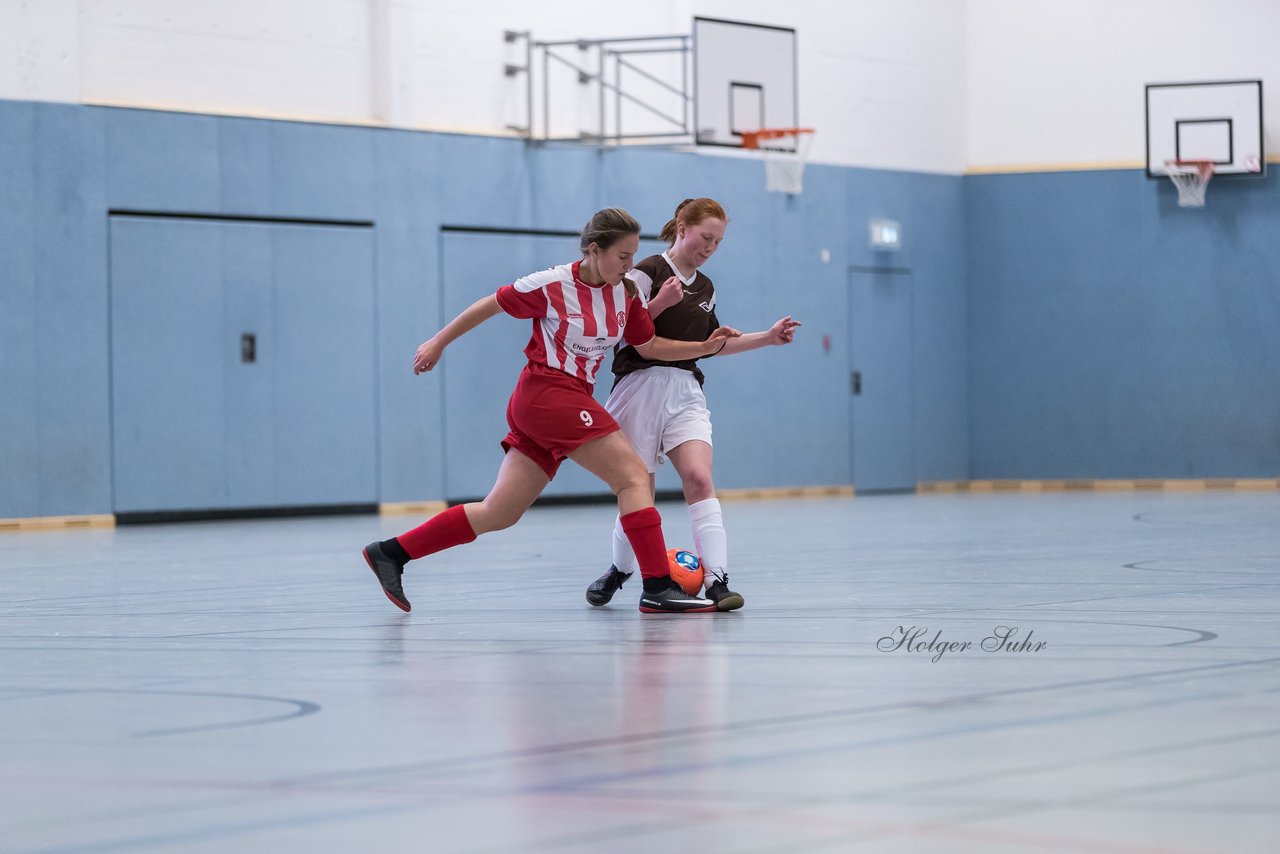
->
[361, 208, 741, 614]
[586, 198, 800, 611]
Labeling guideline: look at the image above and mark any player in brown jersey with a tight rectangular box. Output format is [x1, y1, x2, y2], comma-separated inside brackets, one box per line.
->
[586, 198, 801, 611]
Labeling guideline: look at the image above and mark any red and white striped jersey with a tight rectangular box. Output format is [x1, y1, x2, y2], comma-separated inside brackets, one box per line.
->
[496, 261, 656, 386]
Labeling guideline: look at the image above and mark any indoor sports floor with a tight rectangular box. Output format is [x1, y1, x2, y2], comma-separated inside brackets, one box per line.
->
[2, 490, 1278, 853]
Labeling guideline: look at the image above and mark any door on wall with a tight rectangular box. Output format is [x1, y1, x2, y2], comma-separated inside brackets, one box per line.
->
[438, 230, 666, 502]
[109, 215, 377, 514]
[848, 268, 915, 492]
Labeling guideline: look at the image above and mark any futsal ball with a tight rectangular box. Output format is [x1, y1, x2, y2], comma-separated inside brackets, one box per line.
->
[667, 548, 705, 595]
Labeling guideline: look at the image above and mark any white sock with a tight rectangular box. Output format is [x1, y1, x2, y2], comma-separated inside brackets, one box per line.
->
[688, 498, 727, 587]
[611, 514, 637, 575]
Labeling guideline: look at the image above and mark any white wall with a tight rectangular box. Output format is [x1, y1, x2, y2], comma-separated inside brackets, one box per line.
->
[0, 0, 80, 102]
[966, 0, 1280, 171]
[9, 2, 1280, 175]
[0, 0, 967, 173]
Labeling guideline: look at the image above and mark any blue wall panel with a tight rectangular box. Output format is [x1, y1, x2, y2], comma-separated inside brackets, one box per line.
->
[108, 217, 377, 512]
[967, 169, 1280, 478]
[269, 122, 376, 222]
[845, 167, 971, 485]
[0, 102, 112, 517]
[904, 171, 970, 482]
[439, 135, 536, 228]
[222, 223, 276, 506]
[110, 217, 229, 512]
[270, 224, 377, 504]
[33, 104, 111, 515]
[218, 118, 274, 215]
[0, 99, 972, 518]
[105, 109, 222, 213]
[373, 130, 447, 503]
[0, 101, 40, 516]
[849, 270, 915, 491]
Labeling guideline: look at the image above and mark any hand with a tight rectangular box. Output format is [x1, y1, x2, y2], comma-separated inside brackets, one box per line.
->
[413, 338, 445, 375]
[704, 325, 742, 354]
[768, 315, 802, 346]
[649, 275, 683, 313]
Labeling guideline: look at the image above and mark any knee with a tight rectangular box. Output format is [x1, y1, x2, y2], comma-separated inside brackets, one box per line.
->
[479, 501, 524, 532]
[614, 457, 651, 496]
[681, 468, 715, 502]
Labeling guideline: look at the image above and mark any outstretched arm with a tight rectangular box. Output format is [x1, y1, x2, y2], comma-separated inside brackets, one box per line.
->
[713, 315, 801, 357]
[413, 294, 504, 374]
[634, 326, 742, 362]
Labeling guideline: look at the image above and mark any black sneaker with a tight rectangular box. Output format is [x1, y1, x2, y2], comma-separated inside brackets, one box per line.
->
[363, 541, 410, 612]
[705, 577, 744, 612]
[586, 565, 633, 606]
[638, 577, 717, 614]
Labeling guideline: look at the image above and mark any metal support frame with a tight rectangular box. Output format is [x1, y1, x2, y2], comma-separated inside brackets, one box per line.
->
[504, 31, 692, 145]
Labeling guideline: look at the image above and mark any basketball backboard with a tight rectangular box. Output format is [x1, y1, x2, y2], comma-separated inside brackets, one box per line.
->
[1145, 80, 1264, 178]
[693, 17, 798, 150]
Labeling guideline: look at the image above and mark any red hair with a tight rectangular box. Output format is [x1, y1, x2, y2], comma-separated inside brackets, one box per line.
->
[659, 198, 728, 245]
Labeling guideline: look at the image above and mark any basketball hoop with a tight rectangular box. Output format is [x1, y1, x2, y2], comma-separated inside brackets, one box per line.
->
[741, 128, 815, 194]
[1164, 160, 1214, 208]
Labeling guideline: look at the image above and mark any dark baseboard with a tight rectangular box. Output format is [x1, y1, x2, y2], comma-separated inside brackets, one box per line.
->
[445, 489, 684, 508]
[116, 503, 378, 525]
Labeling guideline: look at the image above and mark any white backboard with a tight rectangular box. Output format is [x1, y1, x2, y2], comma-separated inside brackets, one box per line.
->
[693, 17, 798, 150]
[1146, 80, 1264, 177]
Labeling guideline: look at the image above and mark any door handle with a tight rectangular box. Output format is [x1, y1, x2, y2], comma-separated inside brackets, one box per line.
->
[241, 333, 257, 363]
[851, 370, 861, 395]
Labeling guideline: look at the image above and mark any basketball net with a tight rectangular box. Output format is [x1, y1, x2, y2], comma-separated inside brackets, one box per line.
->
[741, 128, 815, 194]
[1164, 160, 1214, 208]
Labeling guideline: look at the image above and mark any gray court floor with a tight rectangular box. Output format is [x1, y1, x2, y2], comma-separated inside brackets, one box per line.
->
[2, 491, 1278, 853]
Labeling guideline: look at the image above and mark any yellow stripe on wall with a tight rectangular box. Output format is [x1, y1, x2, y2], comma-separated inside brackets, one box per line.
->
[918, 479, 1280, 493]
[719, 485, 854, 502]
[379, 501, 449, 516]
[0, 515, 116, 533]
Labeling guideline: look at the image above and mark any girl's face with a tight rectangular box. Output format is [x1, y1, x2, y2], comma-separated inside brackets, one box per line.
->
[677, 217, 726, 268]
[587, 233, 639, 285]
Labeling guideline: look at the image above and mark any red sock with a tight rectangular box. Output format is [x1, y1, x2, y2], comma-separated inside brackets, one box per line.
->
[398, 505, 477, 561]
[620, 507, 669, 579]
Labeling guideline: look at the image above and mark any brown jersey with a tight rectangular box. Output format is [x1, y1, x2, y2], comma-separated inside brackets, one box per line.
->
[611, 252, 721, 386]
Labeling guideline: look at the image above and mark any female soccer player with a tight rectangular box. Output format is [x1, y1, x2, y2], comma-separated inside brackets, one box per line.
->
[585, 198, 800, 611]
[362, 208, 740, 614]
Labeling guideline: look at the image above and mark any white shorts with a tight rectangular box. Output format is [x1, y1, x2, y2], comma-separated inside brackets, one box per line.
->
[605, 367, 713, 473]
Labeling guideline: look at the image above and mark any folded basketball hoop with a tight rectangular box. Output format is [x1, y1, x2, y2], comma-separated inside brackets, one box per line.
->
[741, 128, 815, 194]
[1164, 159, 1214, 207]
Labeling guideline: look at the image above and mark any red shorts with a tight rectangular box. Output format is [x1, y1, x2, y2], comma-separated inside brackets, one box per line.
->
[501, 364, 620, 479]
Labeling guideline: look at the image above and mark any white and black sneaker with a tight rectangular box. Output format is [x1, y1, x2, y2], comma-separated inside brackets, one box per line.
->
[586, 564, 633, 606]
[638, 577, 717, 614]
[705, 576, 744, 611]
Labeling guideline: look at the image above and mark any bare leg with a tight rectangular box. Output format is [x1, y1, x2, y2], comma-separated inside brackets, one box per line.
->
[461, 448, 552, 535]
[667, 440, 715, 504]
[568, 431, 653, 514]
